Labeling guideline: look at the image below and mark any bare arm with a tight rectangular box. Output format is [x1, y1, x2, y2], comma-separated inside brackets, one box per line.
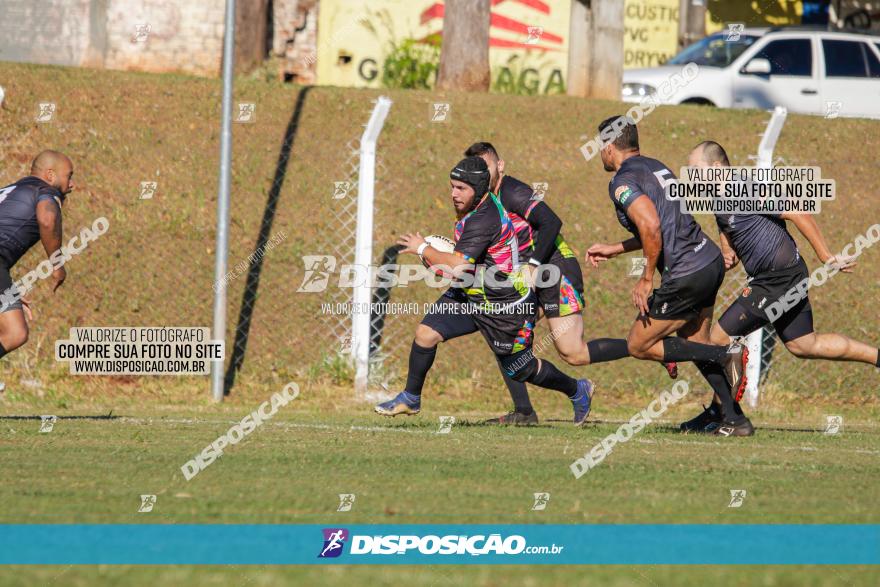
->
[781, 212, 833, 263]
[36, 199, 66, 291]
[625, 195, 661, 314]
[718, 231, 739, 270]
[397, 233, 473, 278]
[625, 196, 662, 280]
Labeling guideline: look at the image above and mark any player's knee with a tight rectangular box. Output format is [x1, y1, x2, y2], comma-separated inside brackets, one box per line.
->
[414, 324, 443, 348]
[500, 350, 538, 383]
[784, 338, 813, 359]
[2, 326, 28, 351]
[557, 346, 588, 366]
[710, 329, 730, 347]
[627, 339, 650, 360]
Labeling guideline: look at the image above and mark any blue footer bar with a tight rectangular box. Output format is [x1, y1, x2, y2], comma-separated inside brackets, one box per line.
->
[1, 524, 877, 565]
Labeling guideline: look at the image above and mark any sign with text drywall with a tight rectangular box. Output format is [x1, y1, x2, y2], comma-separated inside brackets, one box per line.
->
[624, 0, 680, 69]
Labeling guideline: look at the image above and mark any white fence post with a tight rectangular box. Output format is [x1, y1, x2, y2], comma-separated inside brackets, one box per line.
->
[744, 106, 788, 408]
[352, 97, 392, 398]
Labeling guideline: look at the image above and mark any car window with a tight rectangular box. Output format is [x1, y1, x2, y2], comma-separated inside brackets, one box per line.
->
[823, 40, 868, 77]
[865, 43, 880, 77]
[668, 34, 759, 67]
[752, 39, 812, 76]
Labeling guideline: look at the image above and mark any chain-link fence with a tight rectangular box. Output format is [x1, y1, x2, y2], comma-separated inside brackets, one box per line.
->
[1, 64, 876, 404]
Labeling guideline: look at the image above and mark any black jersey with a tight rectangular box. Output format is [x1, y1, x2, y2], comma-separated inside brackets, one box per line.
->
[609, 155, 719, 282]
[715, 212, 800, 276]
[0, 176, 61, 267]
[497, 175, 576, 263]
[453, 193, 531, 309]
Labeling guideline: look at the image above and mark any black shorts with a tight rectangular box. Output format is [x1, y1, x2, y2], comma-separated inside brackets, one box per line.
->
[718, 258, 814, 343]
[0, 264, 22, 313]
[648, 254, 724, 320]
[421, 288, 538, 356]
[536, 256, 584, 318]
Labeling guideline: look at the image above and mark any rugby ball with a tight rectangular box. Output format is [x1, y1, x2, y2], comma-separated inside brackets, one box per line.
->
[420, 234, 456, 276]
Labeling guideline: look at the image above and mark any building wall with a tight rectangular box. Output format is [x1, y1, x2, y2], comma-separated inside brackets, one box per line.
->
[0, 0, 94, 67]
[0, 0, 272, 77]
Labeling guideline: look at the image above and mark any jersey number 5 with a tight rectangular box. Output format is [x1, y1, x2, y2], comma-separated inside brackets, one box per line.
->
[652, 169, 675, 189]
[0, 186, 14, 205]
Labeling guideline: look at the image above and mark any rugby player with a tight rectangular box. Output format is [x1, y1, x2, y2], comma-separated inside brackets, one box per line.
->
[465, 142, 677, 425]
[0, 150, 73, 360]
[374, 157, 593, 425]
[586, 116, 750, 436]
[680, 141, 880, 434]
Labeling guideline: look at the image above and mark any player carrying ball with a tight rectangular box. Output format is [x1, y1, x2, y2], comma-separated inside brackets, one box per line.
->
[466, 142, 677, 425]
[374, 156, 593, 425]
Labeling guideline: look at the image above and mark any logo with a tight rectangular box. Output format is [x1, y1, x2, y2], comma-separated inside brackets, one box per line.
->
[297, 255, 337, 292]
[337, 494, 356, 512]
[615, 185, 633, 204]
[430, 102, 450, 123]
[531, 492, 550, 511]
[629, 257, 647, 277]
[531, 182, 548, 201]
[725, 23, 744, 42]
[332, 181, 352, 200]
[742, 287, 752, 298]
[824, 101, 842, 120]
[824, 415, 843, 435]
[318, 528, 349, 558]
[139, 181, 157, 200]
[660, 302, 668, 314]
[757, 296, 767, 310]
[39, 415, 57, 433]
[35, 102, 56, 123]
[235, 102, 256, 123]
[728, 489, 747, 508]
[138, 494, 157, 512]
[437, 416, 455, 434]
[131, 23, 151, 43]
[525, 26, 544, 45]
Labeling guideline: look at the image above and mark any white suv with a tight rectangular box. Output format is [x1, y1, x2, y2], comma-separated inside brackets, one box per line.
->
[622, 27, 880, 119]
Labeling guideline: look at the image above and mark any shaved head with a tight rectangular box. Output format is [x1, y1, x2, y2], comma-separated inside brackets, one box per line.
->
[30, 150, 75, 196]
[690, 141, 730, 167]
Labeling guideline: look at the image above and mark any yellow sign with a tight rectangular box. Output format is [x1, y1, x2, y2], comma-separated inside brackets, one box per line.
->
[316, 0, 571, 94]
[624, 0, 681, 69]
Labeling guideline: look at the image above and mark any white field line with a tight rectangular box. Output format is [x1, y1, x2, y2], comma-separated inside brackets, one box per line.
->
[112, 417, 880, 455]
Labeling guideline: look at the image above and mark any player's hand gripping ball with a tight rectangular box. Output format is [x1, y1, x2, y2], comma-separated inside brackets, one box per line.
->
[420, 234, 456, 276]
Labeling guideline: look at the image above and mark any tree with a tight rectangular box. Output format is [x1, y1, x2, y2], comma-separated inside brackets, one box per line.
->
[436, 0, 491, 92]
[567, 0, 624, 99]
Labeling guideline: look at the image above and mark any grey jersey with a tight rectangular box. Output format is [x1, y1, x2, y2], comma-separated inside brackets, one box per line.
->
[0, 176, 61, 267]
[715, 212, 799, 276]
[609, 155, 720, 282]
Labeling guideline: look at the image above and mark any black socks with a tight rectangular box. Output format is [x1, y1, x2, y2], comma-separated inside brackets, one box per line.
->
[663, 337, 728, 364]
[404, 341, 437, 396]
[528, 359, 579, 398]
[586, 338, 630, 364]
[497, 358, 534, 414]
[0, 342, 6, 360]
[695, 361, 739, 421]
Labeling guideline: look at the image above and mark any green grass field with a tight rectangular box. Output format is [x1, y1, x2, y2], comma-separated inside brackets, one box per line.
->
[1, 388, 878, 584]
